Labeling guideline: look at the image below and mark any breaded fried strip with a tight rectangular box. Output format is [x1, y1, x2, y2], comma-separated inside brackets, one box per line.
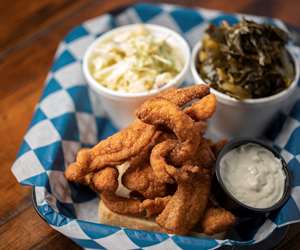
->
[189, 139, 216, 169]
[123, 164, 168, 199]
[136, 98, 201, 165]
[150, 139, 177, 183]
[184, 94, 217, 121]
[201, 208, 236, 235]
[101, 193, 171, 218]
[65, 120, 157, 181]
[101, 192, 142, 216]
[65, 148, 91, 182]
[150, 139, 211, 183]
[156, 171, 211, 235]
[90, 120, 156, 169]
[141, 196, 171, 218]
[158, 85, 210, 106]
[92, 167, 118, 193]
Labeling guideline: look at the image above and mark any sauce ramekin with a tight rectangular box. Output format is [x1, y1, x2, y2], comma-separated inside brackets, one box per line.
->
[191, 41, 300, 138]
[83, 24, 191, 129]
[213, 138, 291, 217]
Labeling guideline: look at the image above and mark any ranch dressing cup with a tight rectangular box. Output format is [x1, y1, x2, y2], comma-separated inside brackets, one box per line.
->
[83, 24, 191, 129]
[191, 42, 300, 139]
[214, 138, 290, 216]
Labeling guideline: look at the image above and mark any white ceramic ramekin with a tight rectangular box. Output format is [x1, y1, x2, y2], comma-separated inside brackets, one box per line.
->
[83, 24, 191, 129]
[191, 41, 300, 138]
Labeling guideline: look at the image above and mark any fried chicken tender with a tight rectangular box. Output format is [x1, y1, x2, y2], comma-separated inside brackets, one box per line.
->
[90, 120, 156, 170]
[150, 139, 213, 183]
[101, 192, 143, 216]
[184, 94, 217, 121]
[158, 85, 210, 106]
[156, 171, 211, 235]
[101, 192, 171, 218]
[141, 196, 171, 218]
[189, 139, 216, 169]
[66, 85, 211, 182]
[65, 120, 157, 182]
[123, 164, 168, 199]
[201, 207, 236, 235]
[136, 98, 201, 165]
[65, 148, 91, 182]
[92, 167, 118, 192]
[150, 139, 177, 184]
[64, 85, 236, 236]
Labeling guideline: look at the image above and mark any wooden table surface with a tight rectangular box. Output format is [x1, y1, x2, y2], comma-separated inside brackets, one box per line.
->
[1, 0, 300, 249]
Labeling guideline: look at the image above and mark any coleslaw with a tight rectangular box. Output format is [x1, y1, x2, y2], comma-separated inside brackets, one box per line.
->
[88, 26, 183, 93]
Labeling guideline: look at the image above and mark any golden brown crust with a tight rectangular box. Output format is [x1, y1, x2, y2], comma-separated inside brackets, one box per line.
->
[201, 208, 236, 235]
[150, 139, 177, 184]
[136, 98, 201, 165]
[189, 139, 216, 169]
[157, 85, 210, 106]
[98, 200, 226, 239]
[184, 94, 217, 121]
[90, 120, 156, 170]
[65, 85, 235, 236]
[92, 167, 118, 193]
[101, 192, 143, 216]
[123, 164, 168, 199]
[156, 172, 211, 235]
[64, 148, 91, 182]
[141, 196, 171, 218]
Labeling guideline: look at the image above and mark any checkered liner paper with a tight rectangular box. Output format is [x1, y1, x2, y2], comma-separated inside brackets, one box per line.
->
[12, 3, 300, 250]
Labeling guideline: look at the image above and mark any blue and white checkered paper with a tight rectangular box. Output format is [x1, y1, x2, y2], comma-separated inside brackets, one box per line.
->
[12, 3, 300, 249]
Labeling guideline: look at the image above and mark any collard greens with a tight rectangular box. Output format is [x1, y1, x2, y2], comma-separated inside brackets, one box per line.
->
[198, 19, 295, 99]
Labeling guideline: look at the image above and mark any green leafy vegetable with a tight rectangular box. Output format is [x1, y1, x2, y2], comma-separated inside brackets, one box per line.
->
[197, 19, 295, 99]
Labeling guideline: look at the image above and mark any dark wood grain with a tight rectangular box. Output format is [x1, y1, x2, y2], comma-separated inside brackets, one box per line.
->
[0, 0, 299, 249]
[0, 0, 92, 54]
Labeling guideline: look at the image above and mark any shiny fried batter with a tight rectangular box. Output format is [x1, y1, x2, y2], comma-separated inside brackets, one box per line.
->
[123, 164, 168, 199]
[150, 138, 213, 183]
[158, 85, 210, 106]
[170, 164, 208, 182]
[136, 98, 201, 165]
[184, 94, 217, 121]
[64, 85, 237, 236]
[90, 120, 156, 169]
[156, 171, 211, 235]
[101, 192, 171, 218]
[128, 131, 162, 168]
[65, 148, 91, 182]
[189, 139, 216, 169]
[65, 120, 157, 181]
[150, 139, 177, 183]
[101, 192, 143, 216]
[141, 196, 171, 218]
[201, 207, 236, 235]
[92, 167, 118, 193]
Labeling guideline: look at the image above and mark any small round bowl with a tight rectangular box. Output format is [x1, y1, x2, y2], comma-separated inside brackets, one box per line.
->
[213, 138, 291, 217]
[191, 41, 300, 139]
[83, 24, 191, 129]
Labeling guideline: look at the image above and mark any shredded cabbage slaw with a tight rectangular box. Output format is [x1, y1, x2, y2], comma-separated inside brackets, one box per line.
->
[88, 26, 183, 93]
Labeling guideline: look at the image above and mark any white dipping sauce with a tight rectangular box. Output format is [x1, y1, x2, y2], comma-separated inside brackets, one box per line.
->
[220, 143, 286, 209]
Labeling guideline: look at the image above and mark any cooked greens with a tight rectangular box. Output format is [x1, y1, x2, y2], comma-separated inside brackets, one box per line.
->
[197, 19, 295, 99]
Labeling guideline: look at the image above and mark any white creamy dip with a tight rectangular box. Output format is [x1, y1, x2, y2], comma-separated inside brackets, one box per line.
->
[220, 143, 286, 209]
